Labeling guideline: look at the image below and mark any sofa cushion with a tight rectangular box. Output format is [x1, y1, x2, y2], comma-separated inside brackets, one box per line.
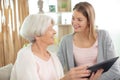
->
[0, 64, 13, 80]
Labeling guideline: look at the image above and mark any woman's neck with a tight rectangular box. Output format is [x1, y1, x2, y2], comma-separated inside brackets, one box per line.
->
[73, 29, 97, 48]
[74, 30, 90, 41]
[32, 41, 50, 61]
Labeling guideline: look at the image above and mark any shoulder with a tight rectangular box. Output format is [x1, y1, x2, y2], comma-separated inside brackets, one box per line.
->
[17, 43, 32, 58]
[14, 44, 34, 66]
[60, 33, 73, 42]
[97, 29, 110, 38]
[98, 29, 109, 34]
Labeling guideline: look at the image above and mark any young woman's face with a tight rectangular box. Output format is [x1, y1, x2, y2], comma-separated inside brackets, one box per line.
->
[72, 10, 89, 33]
[39, 23, 56, 45]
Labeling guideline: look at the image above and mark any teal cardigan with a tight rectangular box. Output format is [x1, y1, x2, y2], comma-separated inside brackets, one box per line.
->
[58, 29, 120, 80]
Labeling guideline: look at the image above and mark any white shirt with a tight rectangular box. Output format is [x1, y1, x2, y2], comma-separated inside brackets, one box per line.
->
[34, 55, 58, 80]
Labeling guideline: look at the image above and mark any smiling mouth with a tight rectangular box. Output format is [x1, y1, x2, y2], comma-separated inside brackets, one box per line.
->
[74, 25, 81, 29]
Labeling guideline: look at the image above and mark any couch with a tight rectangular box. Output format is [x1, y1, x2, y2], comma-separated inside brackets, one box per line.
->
[0, 64, 13, 80]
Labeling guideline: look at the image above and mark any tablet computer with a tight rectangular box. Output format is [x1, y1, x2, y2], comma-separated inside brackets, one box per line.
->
[87, 57, 119, 78]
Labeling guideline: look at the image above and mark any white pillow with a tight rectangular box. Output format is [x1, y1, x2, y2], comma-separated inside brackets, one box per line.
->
[0, 64, 13, 80]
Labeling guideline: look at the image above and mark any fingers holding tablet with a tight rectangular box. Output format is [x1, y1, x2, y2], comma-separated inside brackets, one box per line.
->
[90, 69, 104, 80]
[87, 57, 119, 78]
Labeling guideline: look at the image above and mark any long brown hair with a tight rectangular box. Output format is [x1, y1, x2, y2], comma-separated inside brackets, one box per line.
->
[73, 2, 97, 40]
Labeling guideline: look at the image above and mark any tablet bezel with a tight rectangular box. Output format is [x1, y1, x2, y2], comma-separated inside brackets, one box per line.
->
[86, 57, 119, 78]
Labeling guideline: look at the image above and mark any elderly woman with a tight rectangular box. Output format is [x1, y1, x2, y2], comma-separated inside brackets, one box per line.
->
[10, 14, 64, 80]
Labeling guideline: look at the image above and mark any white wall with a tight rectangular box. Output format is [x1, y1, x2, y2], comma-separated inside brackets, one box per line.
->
[93, 0, 120, 56]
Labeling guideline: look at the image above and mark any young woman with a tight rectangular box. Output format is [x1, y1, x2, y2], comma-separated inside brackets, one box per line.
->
[58, 2, 120, 80]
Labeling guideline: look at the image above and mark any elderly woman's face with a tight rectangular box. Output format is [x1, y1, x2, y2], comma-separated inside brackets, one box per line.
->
[39, 23, 56, 45]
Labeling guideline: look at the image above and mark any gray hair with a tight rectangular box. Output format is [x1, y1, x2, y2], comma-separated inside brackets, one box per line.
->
[20, 14, 54, 42]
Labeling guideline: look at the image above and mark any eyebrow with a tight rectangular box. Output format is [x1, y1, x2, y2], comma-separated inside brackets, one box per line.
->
[72, 16, 84, 20]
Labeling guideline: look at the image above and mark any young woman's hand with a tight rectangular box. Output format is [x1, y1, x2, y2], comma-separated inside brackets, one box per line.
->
[89, 69, 104, 80]
[61, 65, 91, 80]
